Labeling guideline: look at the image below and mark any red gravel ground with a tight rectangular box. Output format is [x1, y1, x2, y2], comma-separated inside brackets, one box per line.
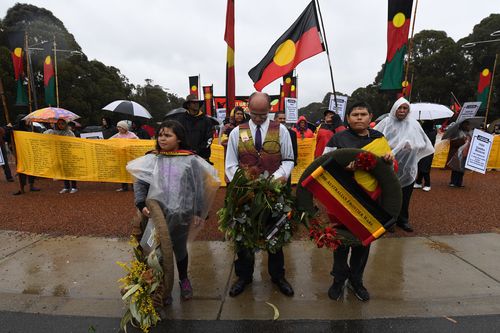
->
[1, 169, 499, 240]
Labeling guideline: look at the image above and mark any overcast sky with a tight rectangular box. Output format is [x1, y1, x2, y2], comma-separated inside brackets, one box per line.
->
[1, 1, 498, 108]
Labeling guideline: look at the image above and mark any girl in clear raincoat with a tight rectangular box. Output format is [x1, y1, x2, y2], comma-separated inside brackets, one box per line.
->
[126, 120, 220, 302]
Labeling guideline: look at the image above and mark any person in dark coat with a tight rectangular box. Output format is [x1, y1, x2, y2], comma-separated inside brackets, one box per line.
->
[314, 108, 346, 158]
[164, 94, 215, 162]
[9, 114, 41, 195]
[101, 116, 117, 139]
[131, 120, 151, 140]
[0, 125, 14, 182]
[274, 111, 298, 166]
[414, 120, 437, 191]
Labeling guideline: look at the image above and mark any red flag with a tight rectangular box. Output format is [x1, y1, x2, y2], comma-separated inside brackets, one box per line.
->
[279, 84, 285, 111]
[248, 1, 324, 91]
[225, 0, 235, 116]
[203, 85, 214, 116]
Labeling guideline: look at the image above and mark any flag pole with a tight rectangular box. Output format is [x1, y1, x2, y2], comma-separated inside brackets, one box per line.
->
[24, 32, 33, 113]
[54, 36, 60, 108]
[314, 0, 337, 107]
[484, 53, 498, 128]
[403, 0, 419, 99]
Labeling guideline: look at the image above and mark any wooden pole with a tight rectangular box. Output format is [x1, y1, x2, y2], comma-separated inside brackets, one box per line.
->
[403, 0, 419, 91]
[54, 36, 60, 108]
[24, 32, 32, 113]
[484, 53, 498, 128]
[315, 0, 337, 108]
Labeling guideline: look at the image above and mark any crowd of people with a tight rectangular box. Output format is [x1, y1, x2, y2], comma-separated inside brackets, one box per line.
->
[1, 93, 497, 305]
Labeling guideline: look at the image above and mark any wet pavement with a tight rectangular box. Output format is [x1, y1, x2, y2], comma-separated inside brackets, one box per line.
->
[0, 231, 499, 327]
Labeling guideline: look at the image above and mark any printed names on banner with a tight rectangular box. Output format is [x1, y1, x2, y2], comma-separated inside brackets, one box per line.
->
[14, 131, 154, 183]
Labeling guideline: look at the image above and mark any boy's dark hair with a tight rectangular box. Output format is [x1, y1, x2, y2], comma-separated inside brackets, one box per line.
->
[274, 111, 286, 117]
[155, 120, 190, 151]
[347, 101, 372, 116]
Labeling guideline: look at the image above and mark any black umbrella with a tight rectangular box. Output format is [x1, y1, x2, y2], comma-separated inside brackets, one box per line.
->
[102, 100, 152, 119]
[442, 117, 485, 140]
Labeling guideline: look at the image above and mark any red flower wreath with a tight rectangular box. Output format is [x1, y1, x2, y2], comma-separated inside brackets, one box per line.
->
[354, 152, 377, 171]
[308, 218, 342, 250]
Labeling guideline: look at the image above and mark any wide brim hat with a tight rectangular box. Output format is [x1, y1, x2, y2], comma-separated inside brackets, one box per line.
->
[320, 106, 335, 116]
[182, 94, 204, 108]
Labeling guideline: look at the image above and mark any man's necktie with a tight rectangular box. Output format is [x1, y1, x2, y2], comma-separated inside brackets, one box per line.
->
[255, 125, 262, 151]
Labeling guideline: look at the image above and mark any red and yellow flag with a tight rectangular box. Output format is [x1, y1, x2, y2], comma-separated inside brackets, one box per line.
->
[43, 42, 56, 106]
[477, 55, 495, 109]
[380, 0, 413, 91]
[225, 0, 235, 116]
[248, 1, 324, 91]
[8, 31, 28, 106]
[203, 85, 214, 116]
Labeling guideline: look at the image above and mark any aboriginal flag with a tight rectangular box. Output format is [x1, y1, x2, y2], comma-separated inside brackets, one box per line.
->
[225, 0, 235, 115]
[248, 1, 324, 91]
[279, 71, 293, 111]
[189, 76, 199, 98]
[290, 75, 298, 98]
[301, 158, 395, 246]
[203, 85, 214, 116]
[477, 56, 495, 109]
[380, 0, 413, 91]
[43, 42, 56, 106]
[7, 31, 28, 106]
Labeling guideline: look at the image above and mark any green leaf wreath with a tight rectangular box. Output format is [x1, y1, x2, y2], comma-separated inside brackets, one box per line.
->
[218, 168, 301, 253]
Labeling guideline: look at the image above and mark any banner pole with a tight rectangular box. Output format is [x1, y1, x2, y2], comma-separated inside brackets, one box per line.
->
[315, 0, 337, 107]
[54, 36, 60, 108]
[403, 0, 419, 97]
[484, 53, 498, 128]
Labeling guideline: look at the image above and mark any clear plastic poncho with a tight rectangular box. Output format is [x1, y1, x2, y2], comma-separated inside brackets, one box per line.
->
[126, 153, 220, 260]
[374, 98, 435, 187]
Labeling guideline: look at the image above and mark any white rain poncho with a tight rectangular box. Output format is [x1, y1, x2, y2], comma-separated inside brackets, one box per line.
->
[126, 153, 220, 260]
[374, 97, 435, 187]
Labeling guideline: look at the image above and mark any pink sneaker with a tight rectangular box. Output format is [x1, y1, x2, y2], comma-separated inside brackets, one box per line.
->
[179, 278, 193, 300]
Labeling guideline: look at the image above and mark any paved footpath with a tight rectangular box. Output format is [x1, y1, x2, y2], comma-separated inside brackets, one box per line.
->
[0, 231, 499, 330]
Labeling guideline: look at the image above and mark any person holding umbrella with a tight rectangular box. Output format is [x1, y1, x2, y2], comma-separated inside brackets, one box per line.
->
[165, 94, 215, 162]
[111, 121, 139, 191]
[446, 120, 472, 187]
[44, 119, 78, 194]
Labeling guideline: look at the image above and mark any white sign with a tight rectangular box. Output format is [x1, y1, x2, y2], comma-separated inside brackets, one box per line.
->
[328, 95, 348, 120]
[285, 97, 298, 123]
[0, 149, 4, 166]
[80, 132, 104, 139]
[216, 108, 227, 122]
[456, 102, 481, 124]
[465, 129, 493, 174]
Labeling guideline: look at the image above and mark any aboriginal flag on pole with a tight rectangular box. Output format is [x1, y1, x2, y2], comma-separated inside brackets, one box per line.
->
[43, 42, 56, 106]
[8, 31, 28, 106]
[248, 1, 325, 91]
[477, 56, 495, 109]
[225, 0, 235, 114]
[203, 85, 214, 116]
[301, 158, 394, 246]
[290, 75, 298, 98]
[189, 76, 199, 98]
[279, 71, 293, 110]
[380, 0, 413, 91]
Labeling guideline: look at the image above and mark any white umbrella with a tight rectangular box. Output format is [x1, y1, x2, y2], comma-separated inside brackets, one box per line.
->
[409, 103, 454, 120]
[102, 100, 152, 119]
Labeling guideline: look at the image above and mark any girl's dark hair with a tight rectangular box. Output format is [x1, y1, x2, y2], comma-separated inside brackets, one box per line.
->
[155, 120, 190, 151]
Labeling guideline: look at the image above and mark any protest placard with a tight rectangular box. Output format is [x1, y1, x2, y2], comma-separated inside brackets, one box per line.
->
[328, 95, 348, 120]
[465, 129, 494, 174]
